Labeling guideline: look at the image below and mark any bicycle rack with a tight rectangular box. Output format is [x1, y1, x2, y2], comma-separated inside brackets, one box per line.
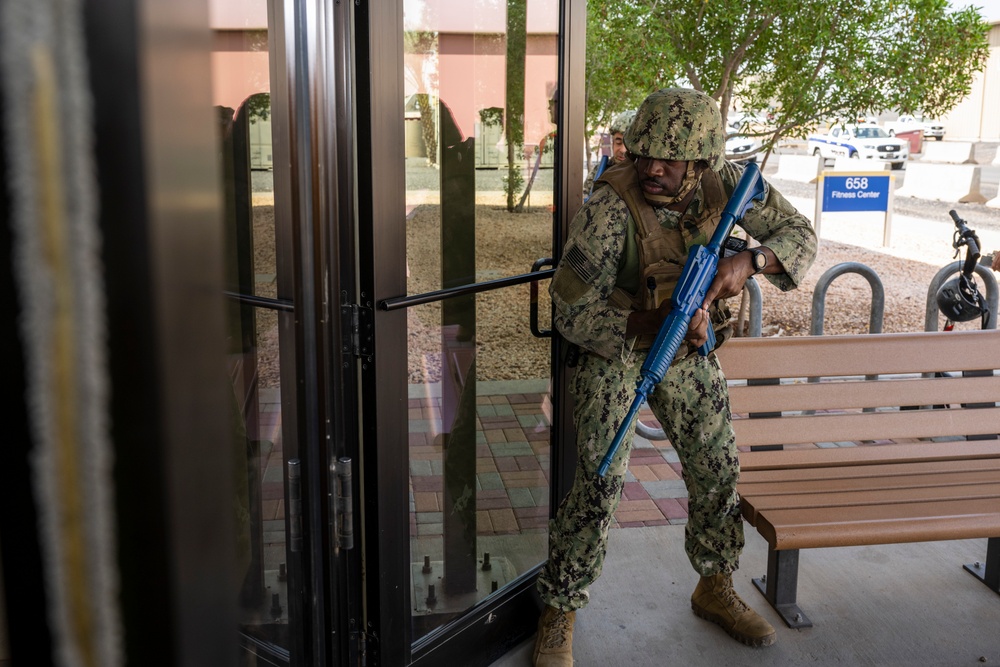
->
[807, 263, 884, 414]
[810, 262, 885, 335]
[739, 276, 763, 338]
[635, 277, 762, 442]
[923, 260, 998, 331]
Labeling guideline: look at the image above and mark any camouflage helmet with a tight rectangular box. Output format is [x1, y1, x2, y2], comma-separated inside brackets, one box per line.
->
[624, 88, 726, 171]
[609, 109, 637, 136]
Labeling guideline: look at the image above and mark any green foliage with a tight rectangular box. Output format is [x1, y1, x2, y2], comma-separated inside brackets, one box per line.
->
[502, 167, 525, 203]
[403, 29, 440, 164]
[585, 0, 990, 159]
[480, 107, 505, 126]
[415, 93, 438, 165]
[245, 93, 271, 123]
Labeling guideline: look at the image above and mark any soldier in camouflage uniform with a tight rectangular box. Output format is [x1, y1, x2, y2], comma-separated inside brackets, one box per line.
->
[532, 88, 816, 666]
[583, 109, 637, 197]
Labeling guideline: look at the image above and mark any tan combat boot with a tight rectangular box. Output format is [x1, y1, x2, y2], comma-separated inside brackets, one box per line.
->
[691, 573, 776, 647]
[532, 605, 575, 666]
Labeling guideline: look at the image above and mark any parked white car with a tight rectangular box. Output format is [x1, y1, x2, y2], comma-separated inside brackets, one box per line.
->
[725, 133, 761, 163]
[883, 114, 945, 141]
[807, 124, 908, 170]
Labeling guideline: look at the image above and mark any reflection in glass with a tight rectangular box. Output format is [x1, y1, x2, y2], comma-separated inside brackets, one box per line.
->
[403, 0, 558, 639]
[403, 0, 558, 293]
[407, 295, 552, 639]
[217, 83, 286, 659]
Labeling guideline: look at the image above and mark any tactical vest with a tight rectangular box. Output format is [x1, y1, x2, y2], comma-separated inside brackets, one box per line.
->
[595, 160, 735, 353]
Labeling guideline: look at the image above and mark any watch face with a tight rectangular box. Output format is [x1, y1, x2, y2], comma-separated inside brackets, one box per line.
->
[753, 250, 766, 271]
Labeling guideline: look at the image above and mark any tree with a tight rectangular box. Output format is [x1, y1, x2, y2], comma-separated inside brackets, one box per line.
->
[585, 0, 989, 165]
[403, 30, 440, 166]
[505, 0, 528, 212]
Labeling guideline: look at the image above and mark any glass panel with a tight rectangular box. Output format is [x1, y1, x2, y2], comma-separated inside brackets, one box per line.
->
[230, 306, 288, 654]
[404, 0, 559, 640]
[403, 0, 559, 295]
[210, 5, 289, 659]
[407, 292, 552, 640]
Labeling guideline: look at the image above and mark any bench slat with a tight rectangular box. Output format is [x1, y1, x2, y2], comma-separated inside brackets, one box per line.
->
[755, 498, 1000, 550]
[739, 468, 1000, 497]
[740, 465, 1000, 525]
[739, 441, 1000, 471]
[716, 329, 1000, 379]
[728, 375, 1000, 414]
[743, 482, 1000, 525]
[739, 457, 1000, 484]
[733, 407, 1000, 448]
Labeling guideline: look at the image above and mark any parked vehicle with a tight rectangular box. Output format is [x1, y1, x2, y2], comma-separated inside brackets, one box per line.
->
[883, 114, 945, 141]
[807, 124, 908, 170]
[725, 133, 760, 163]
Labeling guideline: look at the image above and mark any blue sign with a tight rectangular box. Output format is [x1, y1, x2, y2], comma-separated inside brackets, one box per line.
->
[821, 173, 891, 212]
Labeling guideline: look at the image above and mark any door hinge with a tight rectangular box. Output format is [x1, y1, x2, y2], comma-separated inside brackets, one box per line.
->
[330, 456, 354, 550]
[350, 629, 369, 666]
[287, 459, 302, 552]
[341, 303, 373, 362]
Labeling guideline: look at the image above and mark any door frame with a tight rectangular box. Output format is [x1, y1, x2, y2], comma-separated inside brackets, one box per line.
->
[358, 0, 587, 664]
[266, 0, 363, 663]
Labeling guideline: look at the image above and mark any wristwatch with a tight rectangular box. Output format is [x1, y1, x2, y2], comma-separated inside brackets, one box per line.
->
[748, 247, 767, 275]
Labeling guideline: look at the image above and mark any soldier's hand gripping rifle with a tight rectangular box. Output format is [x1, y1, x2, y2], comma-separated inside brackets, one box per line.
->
[597, 162, 766, 477]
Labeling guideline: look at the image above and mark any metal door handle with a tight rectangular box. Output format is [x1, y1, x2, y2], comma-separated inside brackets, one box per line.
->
[530, 258, 554, 338]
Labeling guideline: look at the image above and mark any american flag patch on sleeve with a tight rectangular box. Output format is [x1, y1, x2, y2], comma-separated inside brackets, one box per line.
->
[564, 244, 598, 284]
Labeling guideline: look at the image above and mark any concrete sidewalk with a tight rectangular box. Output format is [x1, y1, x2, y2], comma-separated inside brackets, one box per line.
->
[492, 525, 1000, 666]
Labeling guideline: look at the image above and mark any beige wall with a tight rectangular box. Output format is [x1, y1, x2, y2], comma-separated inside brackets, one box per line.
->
[210, 0, 266, 30]
[211, 34, 270, 112]
[209, 0, 269, 113]
[404, 0, 557, 34]
[941, 22, 1000, 141]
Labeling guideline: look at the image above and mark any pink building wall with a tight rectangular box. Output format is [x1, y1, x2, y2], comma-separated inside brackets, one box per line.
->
[420, 34, 557, 148]
[405, 0, 559, 149]
[207, 0, 560, 147]
[210, 0, 269, 113]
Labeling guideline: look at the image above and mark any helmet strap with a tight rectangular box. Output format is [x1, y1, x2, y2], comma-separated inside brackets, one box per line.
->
[641, 161, 702, 206]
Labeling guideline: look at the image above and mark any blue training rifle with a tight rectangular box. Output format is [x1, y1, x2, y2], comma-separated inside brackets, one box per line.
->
[596, 162, 766, 477]
[585, 155, 610, 201]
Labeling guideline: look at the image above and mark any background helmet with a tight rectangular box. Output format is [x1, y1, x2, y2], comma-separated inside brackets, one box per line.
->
[609, 109, 637, 136]
[624, 88, 726, 170]
[935, 275, 987, 323]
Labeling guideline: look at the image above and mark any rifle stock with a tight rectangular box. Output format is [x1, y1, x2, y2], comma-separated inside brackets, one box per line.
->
[597, 163, 766, 477]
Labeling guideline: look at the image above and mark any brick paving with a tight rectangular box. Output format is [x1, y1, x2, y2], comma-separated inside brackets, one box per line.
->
[254, 382, 693, 573]
[407, 385, 690, 539]
[256, 380, 934, 562]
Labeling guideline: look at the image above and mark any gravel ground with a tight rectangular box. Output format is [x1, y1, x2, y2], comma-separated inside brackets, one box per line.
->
[250, 154, 1000, 384]
[404, 170, 1000, 382]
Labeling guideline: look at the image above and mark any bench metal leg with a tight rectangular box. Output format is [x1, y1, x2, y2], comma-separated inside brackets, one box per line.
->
[752, 548, 813, 628]
[963, 537, 1000, 594]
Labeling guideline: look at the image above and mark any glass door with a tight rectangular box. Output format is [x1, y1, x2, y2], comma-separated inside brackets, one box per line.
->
[212, 0, 359, 663]
[355, 0, 586, 662]
[399, 0, 560, 642]
[213, 0, 587, 662]
[209, 4, 291, 659]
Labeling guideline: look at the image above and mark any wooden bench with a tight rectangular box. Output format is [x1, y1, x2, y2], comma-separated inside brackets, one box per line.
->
[714, 329, 1000, 628]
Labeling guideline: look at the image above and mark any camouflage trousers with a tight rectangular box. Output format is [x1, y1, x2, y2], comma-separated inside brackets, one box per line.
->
[537, 349, 744, 611]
